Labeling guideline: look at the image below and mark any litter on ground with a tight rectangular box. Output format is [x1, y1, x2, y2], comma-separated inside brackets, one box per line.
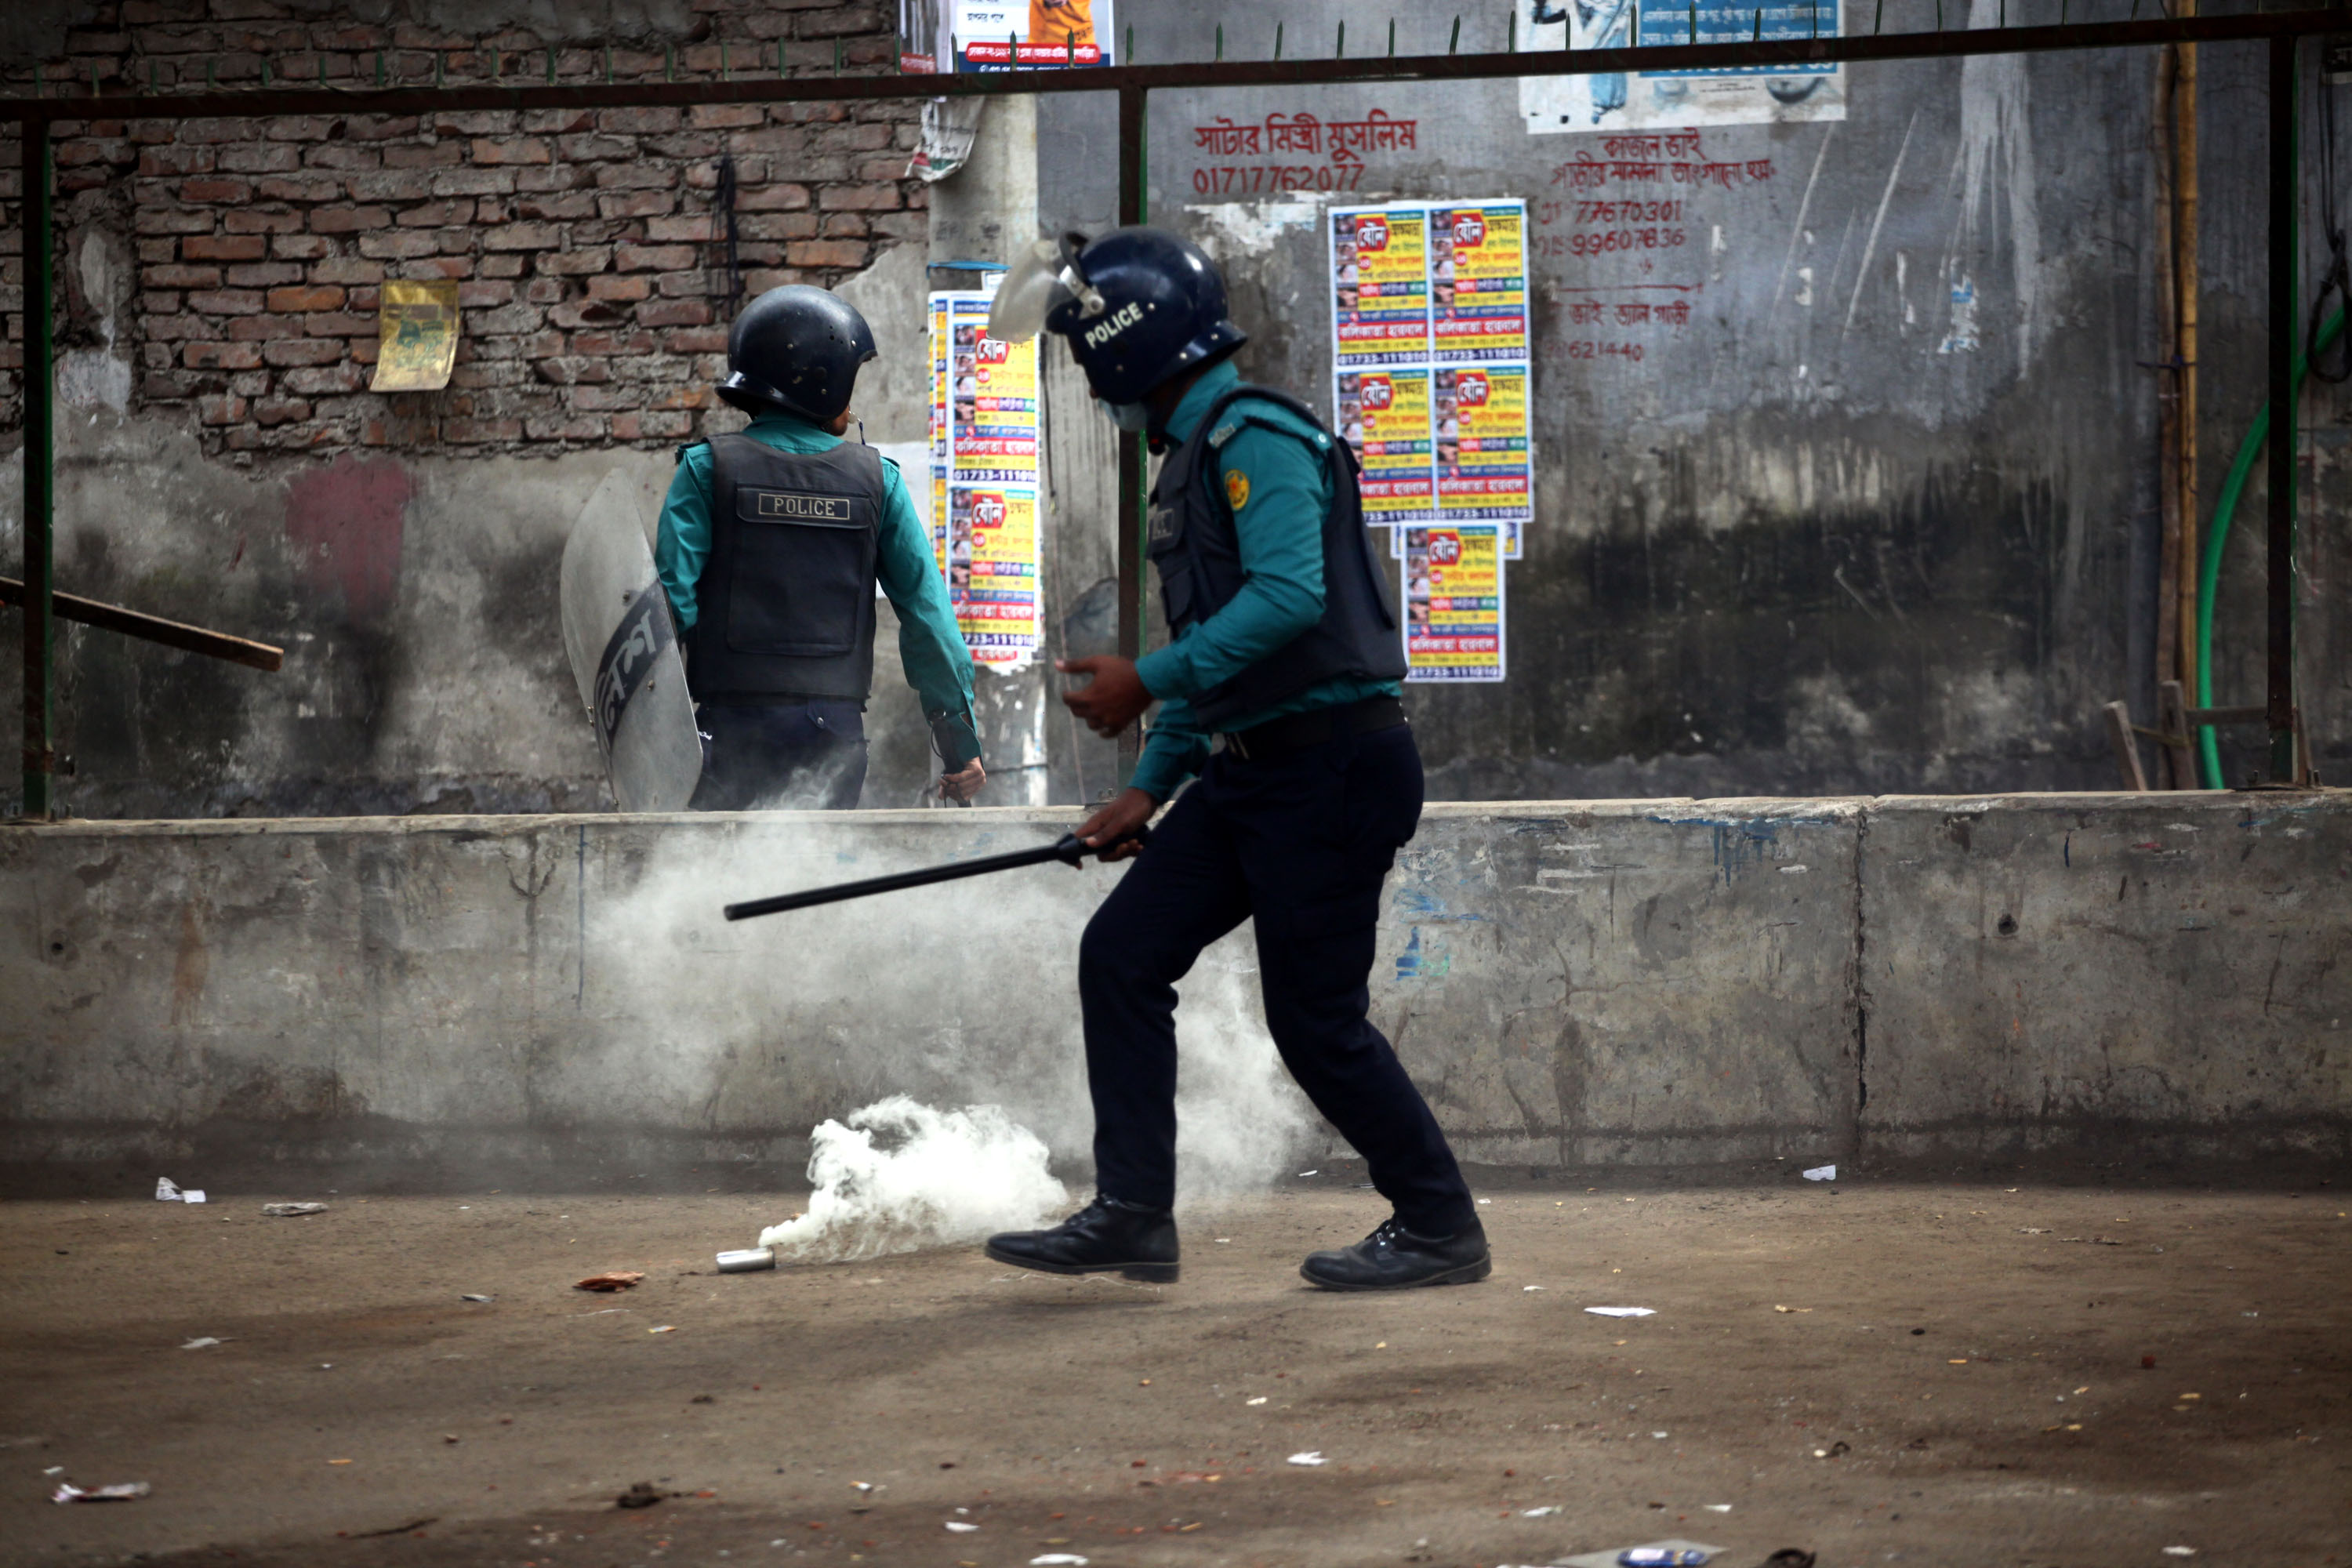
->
[155, 1178, 205, 1203]
[261, 1202, 328, 1217]
[1802, 1165, 1837, 1181]
[180, 1337, 221, 1350]
[575, 1272, 645, 1292]
[51, 1482, 151, 1504]
[1585, 1306, 1656, 1318]
[1287, 1451, 1328, 1466]
[1555, 1541, 1722, 1568]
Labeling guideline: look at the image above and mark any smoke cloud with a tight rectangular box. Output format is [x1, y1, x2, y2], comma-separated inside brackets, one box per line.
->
[756, 1097, 1066, 1261]
[580, 813, 1321, 1254]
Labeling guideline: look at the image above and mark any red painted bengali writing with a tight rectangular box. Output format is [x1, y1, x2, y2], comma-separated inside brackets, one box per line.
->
[1192, 161, 1367, 195]
[1191, 108, 1418, 158]
[1564, 299, 1692, 327]
[1549, 152, 1776, 191]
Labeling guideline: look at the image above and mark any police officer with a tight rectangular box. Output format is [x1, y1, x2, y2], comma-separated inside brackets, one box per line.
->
[655, 285, 986, 810]
[982, 230, 1487, 1291]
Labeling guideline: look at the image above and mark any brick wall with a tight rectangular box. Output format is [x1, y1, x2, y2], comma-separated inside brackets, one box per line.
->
[2, 1, 921, 456]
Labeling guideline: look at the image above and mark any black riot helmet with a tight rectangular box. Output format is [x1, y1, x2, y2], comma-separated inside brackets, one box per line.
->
[989, 227, 1247, 405]
[718, 285, 877, 423]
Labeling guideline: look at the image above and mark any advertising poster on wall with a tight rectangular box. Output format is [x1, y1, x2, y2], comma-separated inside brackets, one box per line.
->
[1515, 0, 1845, 132]
[1338, 365, 1437, 524]
[1430, 202, 1527, 361]
[902, 0, 1115, 70]
[1403, 524, 1505, 682]
[1330, 200, 1533, 561]
[1330, 205, 1432, 368]
[1437, 364, 1533, 521]
[927, 289, 1042, 669]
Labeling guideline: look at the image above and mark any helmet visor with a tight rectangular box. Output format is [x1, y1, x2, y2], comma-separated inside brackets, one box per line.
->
[987, 235, 1102, 343]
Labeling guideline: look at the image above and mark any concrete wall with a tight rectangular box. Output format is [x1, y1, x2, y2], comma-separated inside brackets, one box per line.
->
[5, 792, 2345, 1192]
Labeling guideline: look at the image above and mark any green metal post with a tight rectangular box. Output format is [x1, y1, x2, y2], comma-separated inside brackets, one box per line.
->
[20, 122, 55, 818]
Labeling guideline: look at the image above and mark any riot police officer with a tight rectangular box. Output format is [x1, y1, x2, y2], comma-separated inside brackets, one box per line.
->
[655, 285, 986, 809]
[982, 230, 1487, 1290]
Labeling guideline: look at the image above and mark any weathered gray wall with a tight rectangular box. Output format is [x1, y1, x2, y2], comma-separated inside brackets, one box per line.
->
[5, 0, 2348, 819]
[5, 793, 2345, 1191]
[1116, 2, 2352, 798]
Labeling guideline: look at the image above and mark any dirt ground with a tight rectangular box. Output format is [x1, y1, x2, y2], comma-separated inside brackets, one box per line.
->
[2, 1175, 2347, 1568]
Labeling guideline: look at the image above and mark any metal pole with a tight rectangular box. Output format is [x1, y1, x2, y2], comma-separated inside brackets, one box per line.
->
[1115, 82, 1147, 778]
[2266, 34, 2299, 782]
[19, 119, 54, 819]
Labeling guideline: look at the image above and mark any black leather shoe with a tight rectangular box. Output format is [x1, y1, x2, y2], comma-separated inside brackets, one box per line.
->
[1299, 1216, 1490, 1291]
[985, 1196, 1179, 1283]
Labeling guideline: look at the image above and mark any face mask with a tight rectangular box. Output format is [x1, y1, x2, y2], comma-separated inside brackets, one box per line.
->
[1096, 396, 1152, 433]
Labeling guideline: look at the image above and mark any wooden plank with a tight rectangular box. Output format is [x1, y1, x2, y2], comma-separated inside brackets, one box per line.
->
[0, 577, 284, 673]
[2104, 700, 2151, 791]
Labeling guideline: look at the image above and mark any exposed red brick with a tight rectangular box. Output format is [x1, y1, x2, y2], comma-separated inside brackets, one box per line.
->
[198, 393, 249, 424]
[183, 342, 263, 371]
[309, 205, 393, 234]
[223, 209, 307, 235]
[470, 137, 552, 164]
[637, 298, 713, 328]
[180, 234, 270, 263]
[616, 244, 698, 272]
[262, 338, 347, 367]
[267, 285, 347, 312]
[144, 263, 222, 289]
[227, 263, 306, 288]
[180, 176, 253, 202]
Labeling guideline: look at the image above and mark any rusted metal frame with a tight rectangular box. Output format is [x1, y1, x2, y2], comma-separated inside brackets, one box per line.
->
[19, 122, 54, 818]
[4, 8, 2348, 126]
[2267, 34, 2301, 782]
[0, 577, 286, 672]
[1115, 82, 1149, 779]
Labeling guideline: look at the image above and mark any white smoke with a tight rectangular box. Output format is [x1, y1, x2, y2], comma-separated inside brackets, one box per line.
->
[756, 1097, 1067, 1262]
[577, 812, 1323, 1258]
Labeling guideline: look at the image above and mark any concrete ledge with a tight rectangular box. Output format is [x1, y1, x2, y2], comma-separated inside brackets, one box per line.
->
[4, 793, 2347, 1190]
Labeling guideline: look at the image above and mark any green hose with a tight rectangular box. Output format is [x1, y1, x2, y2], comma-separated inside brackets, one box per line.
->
[2194, 306, 2344, 788]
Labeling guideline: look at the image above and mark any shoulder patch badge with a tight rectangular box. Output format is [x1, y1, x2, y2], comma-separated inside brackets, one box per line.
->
[1225, 468, 1251, 510]
[1208, 422, 1240, 448]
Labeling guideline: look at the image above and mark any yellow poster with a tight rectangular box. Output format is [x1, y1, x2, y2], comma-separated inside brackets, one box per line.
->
[945, 485, 1040, 666]
[949, 296, 1038, 484]
[1403, 524, 1504, 682]
[1330, 205, 1429, 365]
[932, 288, 1042, 667]
[1338, 366, 1435, 524]
[1431, 202, 1527, 361]
[369, 279, 459, 393]
[1436, 363, 1532, 521]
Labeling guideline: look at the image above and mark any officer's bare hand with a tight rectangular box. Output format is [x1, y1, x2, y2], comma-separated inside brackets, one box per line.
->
[1058, 655, 1152, 736]
[938, 759, 986, 803]
[1077, 787, 1157, 861]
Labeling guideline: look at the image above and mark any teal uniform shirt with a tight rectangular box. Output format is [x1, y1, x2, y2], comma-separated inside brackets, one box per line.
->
[1129, 361, 1403, 802]
[655, 412, 982, 768]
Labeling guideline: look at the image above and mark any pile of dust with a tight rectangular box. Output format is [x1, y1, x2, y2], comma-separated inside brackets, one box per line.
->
[755, 1096, 1068, 1264]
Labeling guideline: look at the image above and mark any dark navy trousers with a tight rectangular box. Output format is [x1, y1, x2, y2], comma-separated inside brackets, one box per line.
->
[1078, 722, 1476, 1236]
[689, 699, 868, 811]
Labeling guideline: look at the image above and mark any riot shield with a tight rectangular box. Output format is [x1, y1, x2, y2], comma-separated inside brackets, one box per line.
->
[559, 471, 702, 812]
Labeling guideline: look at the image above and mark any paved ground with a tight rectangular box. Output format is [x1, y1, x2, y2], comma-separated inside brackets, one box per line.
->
[2, 1177, 2347, 1568]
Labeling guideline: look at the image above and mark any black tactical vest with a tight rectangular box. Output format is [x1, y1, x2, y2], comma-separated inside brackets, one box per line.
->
[690, 434, 884, 704]
[1147, 384, 1407, 729]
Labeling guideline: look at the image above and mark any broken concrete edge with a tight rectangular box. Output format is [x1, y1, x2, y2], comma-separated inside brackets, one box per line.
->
[8, 788, 2331, 836]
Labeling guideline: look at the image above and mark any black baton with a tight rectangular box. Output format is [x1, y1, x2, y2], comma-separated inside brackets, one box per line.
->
[723, 828, 1149, 921]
